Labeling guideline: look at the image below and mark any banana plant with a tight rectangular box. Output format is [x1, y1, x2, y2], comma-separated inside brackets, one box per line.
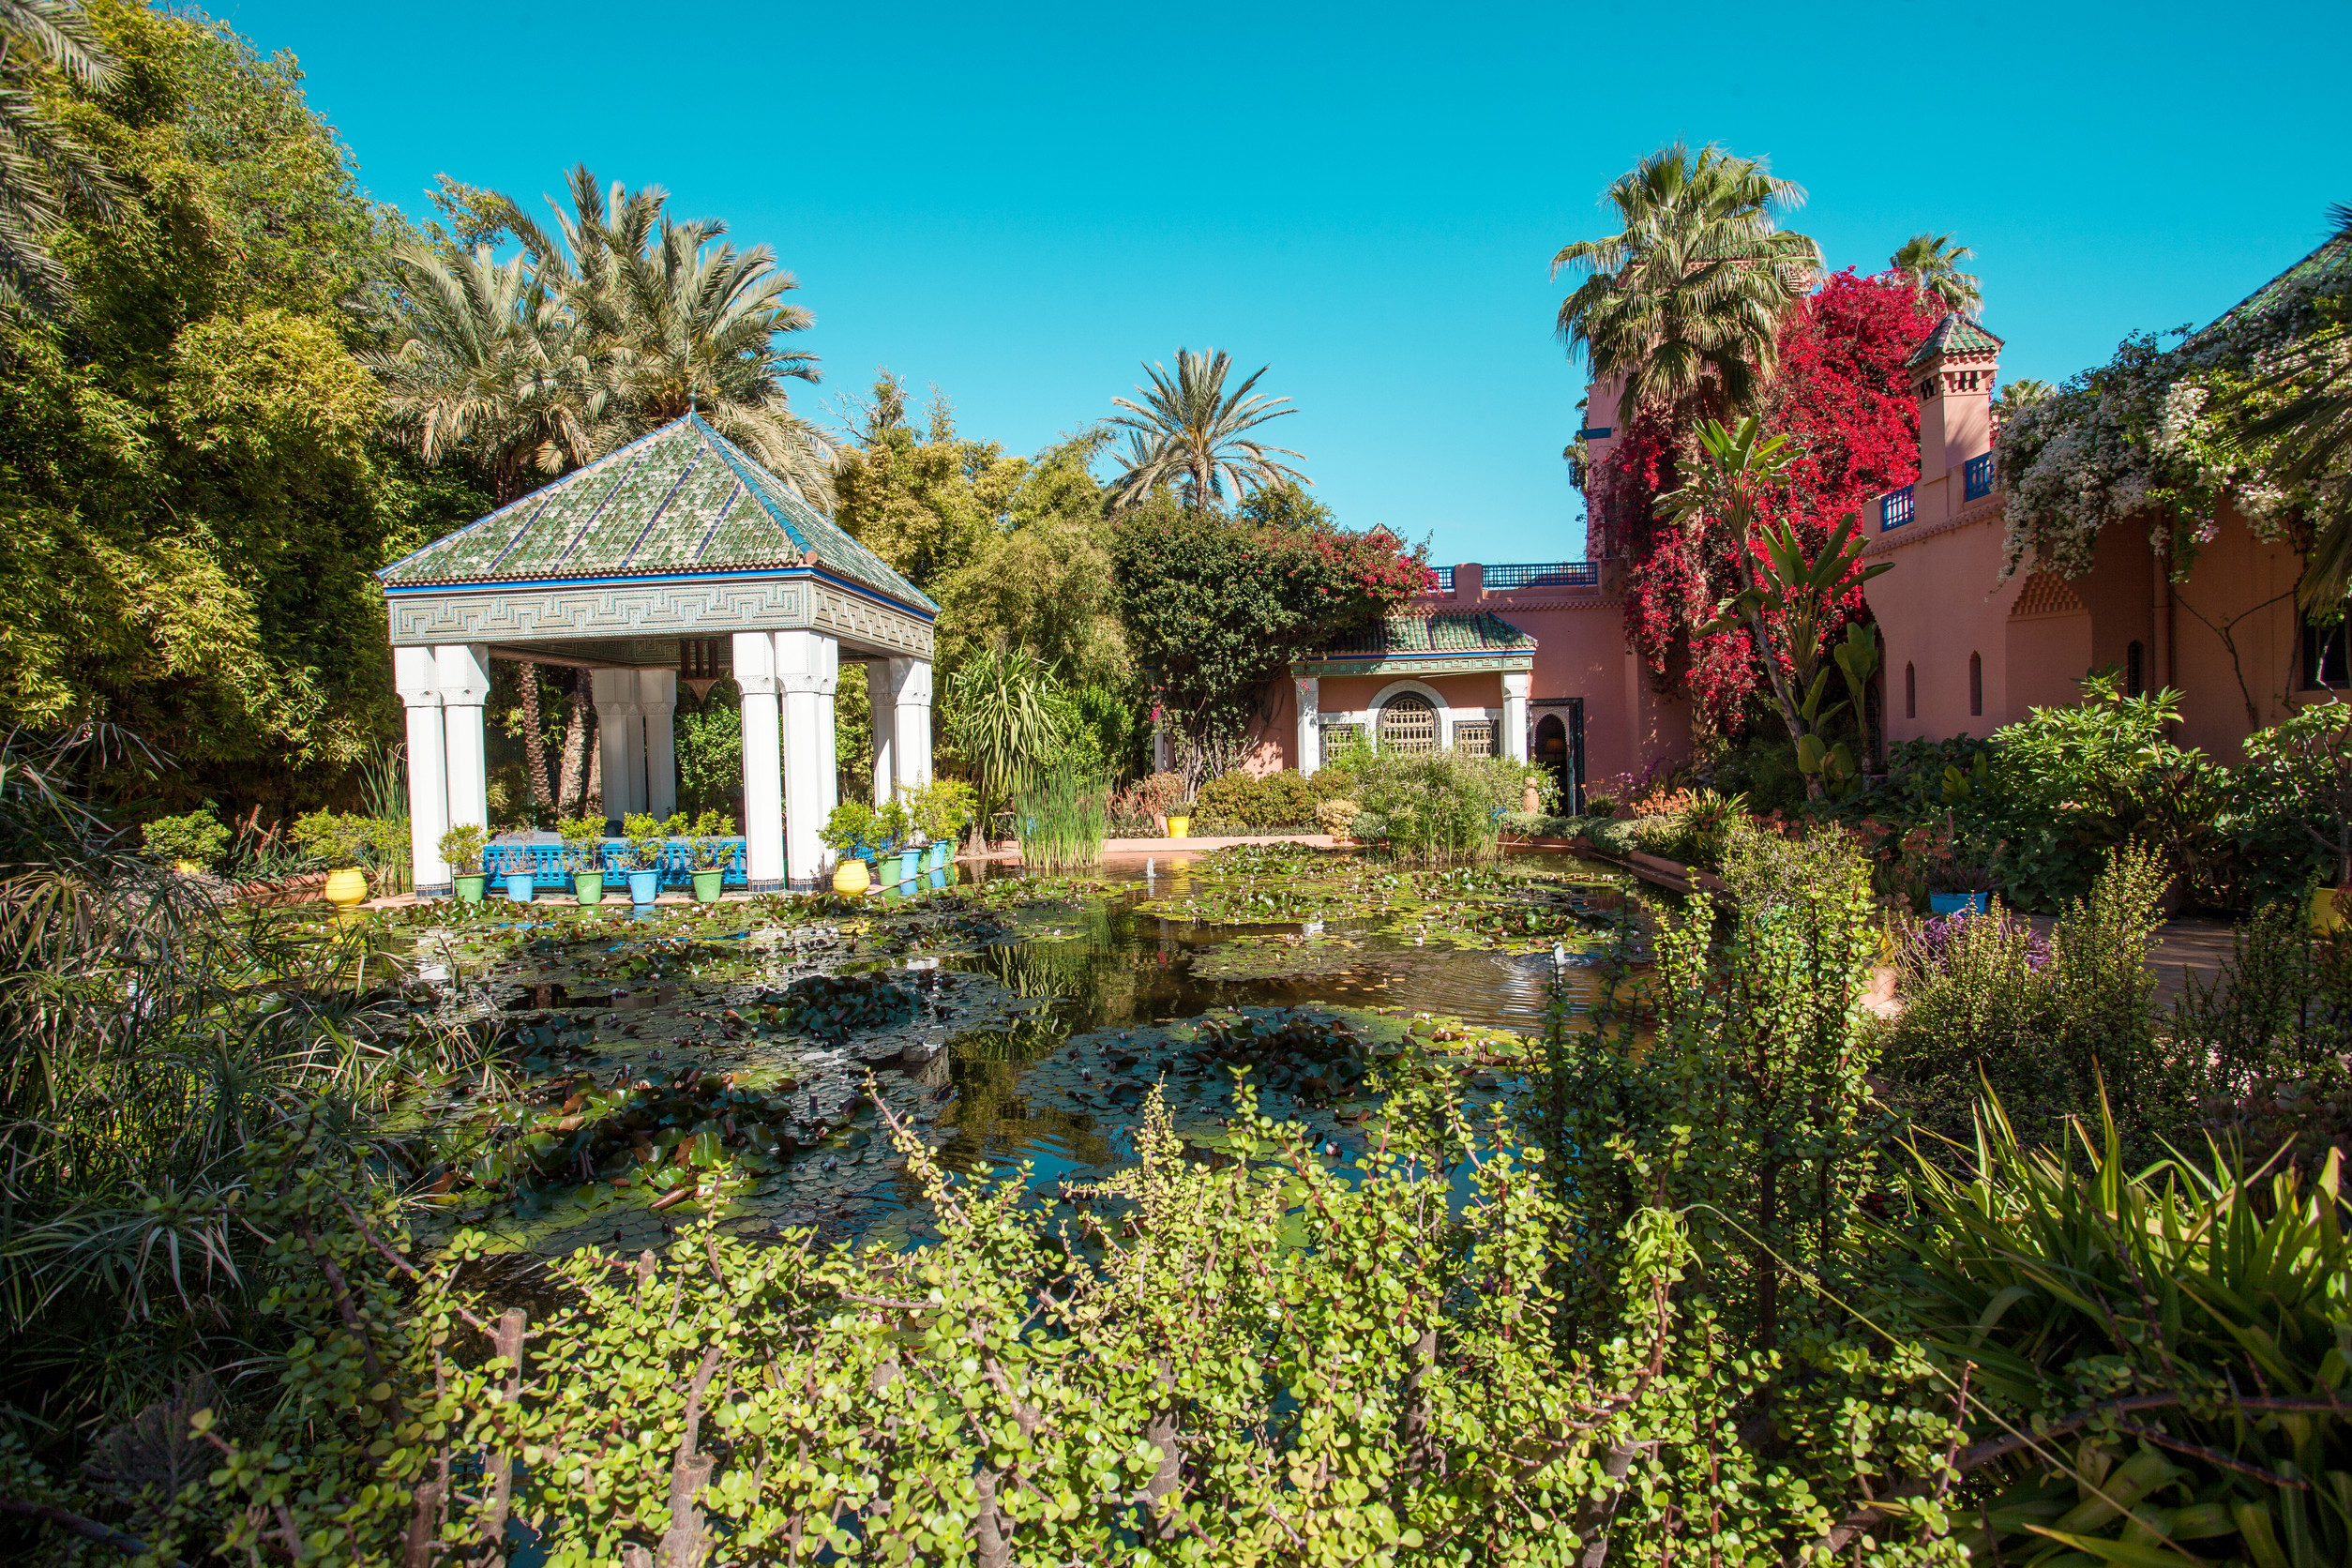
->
[1659, 416, 1892, 800]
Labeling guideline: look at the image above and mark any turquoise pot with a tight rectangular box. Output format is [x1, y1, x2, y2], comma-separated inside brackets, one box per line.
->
[505, 871, 535, 903]
[1927, 892, 1990, 917]
[927, 840, 951, 871]
[627, 868, 660, 906]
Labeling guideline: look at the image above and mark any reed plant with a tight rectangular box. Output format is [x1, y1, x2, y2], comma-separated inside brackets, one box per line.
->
[1014, 762, 1108, 873]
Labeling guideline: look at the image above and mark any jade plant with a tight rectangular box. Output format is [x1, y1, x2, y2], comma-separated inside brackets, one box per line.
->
[621, 812, 684, 872]
[556, 814, 607, 874]
[142, 804, 231, 869]
[819, 800, 877, 856]
[437, 823, 487, 876]
[685, 808, 737, 871]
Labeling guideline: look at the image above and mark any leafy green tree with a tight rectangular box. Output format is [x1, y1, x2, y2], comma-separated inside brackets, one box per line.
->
[0, 0, 484, 815]
[1106, 346, 1308, 512]
[1111, 495, 1427, 783]
[1552, 142, 1821, 426]
[1889, 230, 1982, 317]
[832, 372, 1024, 593]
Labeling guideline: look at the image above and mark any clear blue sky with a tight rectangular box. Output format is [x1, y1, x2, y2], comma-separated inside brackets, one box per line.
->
[215, 0, 2350, 565]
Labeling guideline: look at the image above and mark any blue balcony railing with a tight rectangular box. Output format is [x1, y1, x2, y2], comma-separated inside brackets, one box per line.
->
[1485, 561, 1600, 589]
[1964, 451, 1997, 502]
[484, 837, 749, 890]
[1880, 486, 1915, 530]
[1430, 565, 1455, 593]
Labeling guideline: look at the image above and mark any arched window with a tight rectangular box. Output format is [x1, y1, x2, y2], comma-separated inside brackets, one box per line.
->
[1968, 652, 1983, 717]
[1905, 662, 1916, 719]
[1377, 691, 1439, 753]
[2127, 641, 2145, 697]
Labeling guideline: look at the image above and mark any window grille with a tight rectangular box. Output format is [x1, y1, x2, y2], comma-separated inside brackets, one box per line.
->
[1378, 693, 1439, 753]
[1964, 452, 1997, 501]
[2127, 641, 2145, 697]
[1882, 486, 1915, 529]
[1452, 719, 1494, 756]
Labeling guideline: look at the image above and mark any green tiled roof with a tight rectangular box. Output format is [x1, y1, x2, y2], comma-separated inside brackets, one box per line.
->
[1903, 311, 2004, 369]
[1319, 612, 1536, 659]
[377, 415, 936, 613]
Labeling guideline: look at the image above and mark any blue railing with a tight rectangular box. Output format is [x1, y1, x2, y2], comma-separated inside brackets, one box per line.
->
[484, 837, 749, 890]
[1964, 451, 1997, 501]
[1430, 565, 1455, 593]
[1485, 562, 1601, 589]
[1881, 486, 1915, 530]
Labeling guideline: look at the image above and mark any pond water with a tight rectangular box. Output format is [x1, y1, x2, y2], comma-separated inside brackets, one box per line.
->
[379, 846, 1654, 1259]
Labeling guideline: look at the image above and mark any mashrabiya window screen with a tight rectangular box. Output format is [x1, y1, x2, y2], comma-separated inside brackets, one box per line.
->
[1378, 692, 1439, 753]
[1451, 719, 1494, 756]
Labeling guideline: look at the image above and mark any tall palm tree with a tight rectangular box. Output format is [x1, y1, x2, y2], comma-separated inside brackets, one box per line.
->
[1107, 348, 1308, 512]
[0, 0, 124, 312]
[1990, 376, 2053, 429]
[1553, 143, 1820, 427]
[502, 167, 832, 504]
[1891, 232, 1983, 317]
[362, 242, 596, 505]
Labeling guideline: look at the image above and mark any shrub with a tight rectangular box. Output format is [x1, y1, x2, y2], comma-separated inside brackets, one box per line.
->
[1314, 797, 1359, 838]
[436, 822, 487, 875]
[140, 804, 230, 868]
[290, 809, 394, 870]
[1193, 768, 1319, 833]
[1333, 747, 1547, 865]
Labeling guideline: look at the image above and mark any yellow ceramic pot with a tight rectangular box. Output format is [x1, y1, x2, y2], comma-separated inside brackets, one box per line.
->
[323, 867, 369, 909]
[832, 858, 872, 896]
[2312, 884, 2345, 934]
[1166, 815, 1190, 839]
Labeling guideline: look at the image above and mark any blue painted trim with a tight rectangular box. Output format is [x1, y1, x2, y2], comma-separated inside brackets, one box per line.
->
[481, 837, 750, 890]
[1576, 426, 1613, 440]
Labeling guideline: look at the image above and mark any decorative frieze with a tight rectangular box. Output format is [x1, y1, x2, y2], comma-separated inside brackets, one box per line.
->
[385, 572, 934, 660]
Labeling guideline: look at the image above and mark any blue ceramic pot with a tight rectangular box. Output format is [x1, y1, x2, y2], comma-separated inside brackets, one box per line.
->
[627, 868, 660, 906]
[505, 871, 535, 903]
[1927, 892, 1991, 917]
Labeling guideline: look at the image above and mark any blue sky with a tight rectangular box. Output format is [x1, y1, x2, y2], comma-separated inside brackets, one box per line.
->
[219, 0, 2350, 565]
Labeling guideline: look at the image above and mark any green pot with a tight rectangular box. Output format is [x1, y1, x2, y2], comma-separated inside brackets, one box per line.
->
[573, 870, 605, 906]
[692, 868, 723, 903]
[454, 872, 486, 904]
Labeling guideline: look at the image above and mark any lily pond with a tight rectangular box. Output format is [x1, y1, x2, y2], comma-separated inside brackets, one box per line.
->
[369, 843, 1659, 1259]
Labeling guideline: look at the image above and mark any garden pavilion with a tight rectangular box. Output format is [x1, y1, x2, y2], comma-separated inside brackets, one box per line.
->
[377, 414, 938, 895]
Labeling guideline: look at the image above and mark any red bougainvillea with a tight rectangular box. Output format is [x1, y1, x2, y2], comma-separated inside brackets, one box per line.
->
[1606, 269, 1940, 731]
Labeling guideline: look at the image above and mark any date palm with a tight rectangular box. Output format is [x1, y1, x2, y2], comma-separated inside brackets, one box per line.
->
[502, 167, 832, 504]
[1891, 232, 1983, 317]
[1107, 347, 1307, 512]
[1554, 143, 1820, 426]
[363, 241, 596, 505]
[0, 0, 125, 312]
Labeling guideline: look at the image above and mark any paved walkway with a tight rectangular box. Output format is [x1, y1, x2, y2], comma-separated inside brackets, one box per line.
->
[2023, 914, 2239, 1011]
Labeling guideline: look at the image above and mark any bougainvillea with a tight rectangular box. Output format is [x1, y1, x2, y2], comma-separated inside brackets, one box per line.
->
[1606, 269, 1938, 731]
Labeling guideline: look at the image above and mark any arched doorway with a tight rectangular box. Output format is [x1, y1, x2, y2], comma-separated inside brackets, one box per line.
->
[1377, 691, 1439, 753]
[1535, 713, 1570, 811]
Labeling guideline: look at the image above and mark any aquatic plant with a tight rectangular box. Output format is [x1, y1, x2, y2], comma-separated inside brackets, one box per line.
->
[1015, 761, 1108, 873]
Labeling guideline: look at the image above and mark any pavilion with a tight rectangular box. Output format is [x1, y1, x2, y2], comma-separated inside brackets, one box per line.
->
[376, 414, 938, 895]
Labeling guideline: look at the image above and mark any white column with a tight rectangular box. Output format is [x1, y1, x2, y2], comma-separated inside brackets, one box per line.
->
[1294, 676, 1319, 775]
[867, 662, 896, 806]
[592, 669, 639, 826]
[1501, 671, 1530, 763]
[640, 668, 677, 820]
[815, 636, 840, 829]
[733, 633, 785, 890]
[395, 647, 450, 893]
[436, 643, 491, 854]
[776, 629, 837, 889]
[886, 657, 933, 792]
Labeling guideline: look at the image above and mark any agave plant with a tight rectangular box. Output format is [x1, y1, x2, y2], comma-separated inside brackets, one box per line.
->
[1869, 1093, 2351, 1566]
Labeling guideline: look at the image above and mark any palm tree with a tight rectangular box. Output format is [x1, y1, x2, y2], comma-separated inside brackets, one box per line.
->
[1553, 143, 1821, 427]
[0, 0, 124, 312]
[1891, 232, 1983, 316]
[363, 241, 596, 505]
[1990, 376, 2053, 429]
[502, 167, 832, 504]
[1107, 348, 1308, 512]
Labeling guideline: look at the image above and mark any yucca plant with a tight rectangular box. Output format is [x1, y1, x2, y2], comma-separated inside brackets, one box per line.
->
[1876, 1093, 2350, 1566]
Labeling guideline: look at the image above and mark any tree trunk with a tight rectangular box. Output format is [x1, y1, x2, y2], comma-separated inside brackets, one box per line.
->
[557, 671, 592, 813]
[518, 662, 554, 815]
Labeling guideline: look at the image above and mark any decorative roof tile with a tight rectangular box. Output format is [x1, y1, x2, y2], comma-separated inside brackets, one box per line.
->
[1318, 611, 1537, 659]
[1904, 311, 2005, 369]
[377, 415, 936, 613]
[2200, 227, 2352, 339]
